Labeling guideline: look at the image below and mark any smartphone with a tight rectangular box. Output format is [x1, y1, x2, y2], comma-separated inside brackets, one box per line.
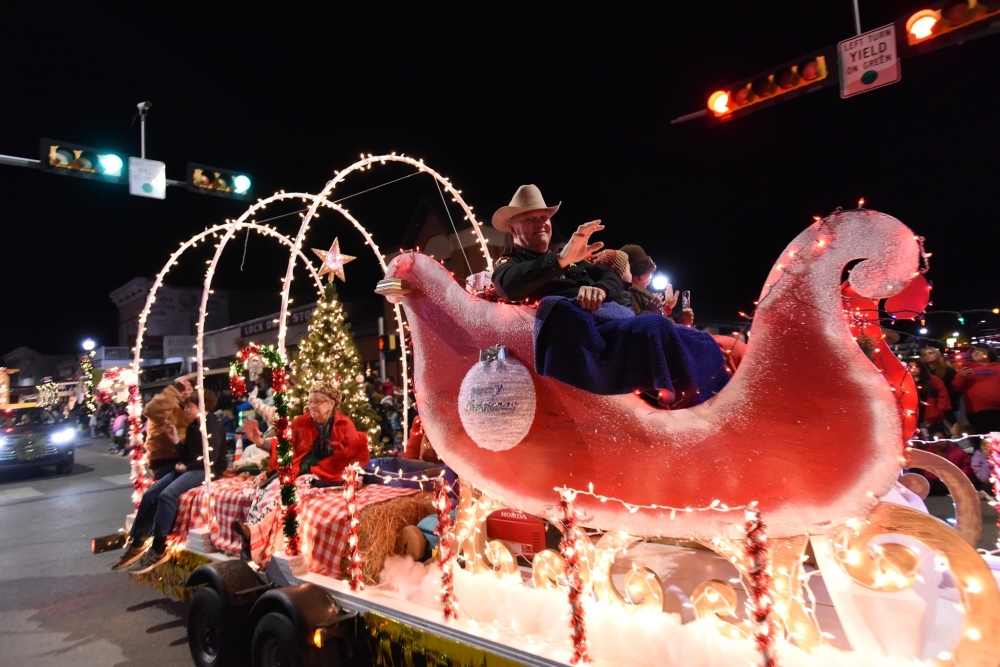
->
[681, 291, 691, 310]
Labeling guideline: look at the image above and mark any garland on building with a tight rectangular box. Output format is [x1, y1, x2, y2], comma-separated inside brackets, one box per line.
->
[36, 378, 60, 408]
[80, 352, 96, 416]
[230, 343, 300, 555]
[289, 282, 382, 453]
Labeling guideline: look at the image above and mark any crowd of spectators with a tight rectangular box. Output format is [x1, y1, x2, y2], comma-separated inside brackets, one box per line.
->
[907, 343, 1000, 496]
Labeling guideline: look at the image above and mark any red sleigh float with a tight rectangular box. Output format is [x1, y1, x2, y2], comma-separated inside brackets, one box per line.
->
[378, 208, 924, 540]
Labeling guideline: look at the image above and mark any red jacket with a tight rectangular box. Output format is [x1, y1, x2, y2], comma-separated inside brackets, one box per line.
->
[919, 375, 952, 425]
[288, 412, 369, 483]
[952, 362, 1000, 413]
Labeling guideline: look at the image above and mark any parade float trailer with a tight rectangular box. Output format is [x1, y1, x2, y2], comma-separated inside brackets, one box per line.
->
[113, 155, 1000, 667]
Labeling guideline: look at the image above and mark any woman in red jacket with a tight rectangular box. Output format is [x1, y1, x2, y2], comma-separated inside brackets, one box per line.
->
[288, 380, 369, 481]
[236, 380, 369, 565]
[907, 360, 952, 434]
[953, 345, 1000, 435]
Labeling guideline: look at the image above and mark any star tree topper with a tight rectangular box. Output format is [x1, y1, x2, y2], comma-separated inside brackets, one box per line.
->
[312, 238, 356, 282]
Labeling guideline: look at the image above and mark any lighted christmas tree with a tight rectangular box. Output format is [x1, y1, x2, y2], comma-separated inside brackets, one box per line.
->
[290, 282, 384, 454]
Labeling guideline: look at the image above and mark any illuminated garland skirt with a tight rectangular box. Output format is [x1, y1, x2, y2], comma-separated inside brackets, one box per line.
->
[231, 343, 299, 555]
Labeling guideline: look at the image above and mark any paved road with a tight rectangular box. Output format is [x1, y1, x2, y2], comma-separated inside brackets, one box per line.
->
[0, 436, 191, 667]
[0, 435, 996, 667]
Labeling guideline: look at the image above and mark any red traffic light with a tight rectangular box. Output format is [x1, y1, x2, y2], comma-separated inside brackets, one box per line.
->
[904, 0, 1000, 46]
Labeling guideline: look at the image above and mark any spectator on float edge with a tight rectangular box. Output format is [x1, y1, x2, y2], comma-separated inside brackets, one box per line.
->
[115, 389, 226, 574]
[143, 374, 196, 478]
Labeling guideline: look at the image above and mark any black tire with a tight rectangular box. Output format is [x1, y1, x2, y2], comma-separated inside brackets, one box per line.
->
[55, 453, 74, 474]
[252, 612, 318, 667]
[188, 587, 240, 667]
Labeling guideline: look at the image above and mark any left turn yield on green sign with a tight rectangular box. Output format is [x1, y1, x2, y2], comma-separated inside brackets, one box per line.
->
[128, 157, 166, 199]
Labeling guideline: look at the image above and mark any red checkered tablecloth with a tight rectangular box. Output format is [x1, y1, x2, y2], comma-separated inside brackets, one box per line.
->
[170, 475, 257, 554]
[170, 476, 419, 573]
[299, 484, 418, 576]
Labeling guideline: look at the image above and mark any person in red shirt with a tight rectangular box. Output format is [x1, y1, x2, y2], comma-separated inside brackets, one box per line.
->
[907, 360, 952, 433]
[952, 344, 1000, 435]
[235, 379, 369, 565]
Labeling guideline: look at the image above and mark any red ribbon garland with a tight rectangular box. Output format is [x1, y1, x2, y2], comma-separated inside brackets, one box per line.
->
[126, 384, 150, 509]
[434, 477, 457, 621]
[342, 464, 364, 590]
[989, 434, 1000, 552]
[745, 509, 777, 667]
[559, 491, 589, 665]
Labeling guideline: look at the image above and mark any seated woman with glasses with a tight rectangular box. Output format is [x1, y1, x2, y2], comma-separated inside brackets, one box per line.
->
[234, 379, 369, 565]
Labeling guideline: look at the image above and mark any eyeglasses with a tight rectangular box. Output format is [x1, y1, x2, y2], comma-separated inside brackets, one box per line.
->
[307, 399, 331, 406]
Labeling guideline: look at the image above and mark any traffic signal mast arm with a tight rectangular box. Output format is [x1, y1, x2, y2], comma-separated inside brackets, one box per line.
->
[685, 0, 1000, 124]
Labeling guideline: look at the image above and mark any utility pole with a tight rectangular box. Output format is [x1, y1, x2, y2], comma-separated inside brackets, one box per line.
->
[136, 101, 152, 158]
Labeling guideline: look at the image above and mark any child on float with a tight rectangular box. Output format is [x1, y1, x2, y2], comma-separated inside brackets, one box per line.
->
[233, 379, 369, 566]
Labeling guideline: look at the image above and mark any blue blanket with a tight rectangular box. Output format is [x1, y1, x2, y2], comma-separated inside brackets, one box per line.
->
[533, 297, 729, 407]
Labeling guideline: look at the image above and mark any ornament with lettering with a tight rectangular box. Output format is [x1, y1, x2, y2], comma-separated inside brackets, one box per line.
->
[458, 346, 535, 452]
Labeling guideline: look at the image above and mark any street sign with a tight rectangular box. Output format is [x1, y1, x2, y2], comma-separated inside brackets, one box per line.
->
[838, 24, 902, 98]
[128, 157, 166, 199]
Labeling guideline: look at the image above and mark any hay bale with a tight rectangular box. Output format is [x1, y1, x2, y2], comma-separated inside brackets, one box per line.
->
[340, 491, 436, 585]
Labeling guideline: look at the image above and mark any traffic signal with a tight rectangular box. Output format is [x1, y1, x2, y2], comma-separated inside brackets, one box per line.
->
[902, 0, 1000, 52]
[39, 139, 126, 184]
[186, 163, 252, 200]
[378, 334, 402, 361]
[706, 47, 834, 122]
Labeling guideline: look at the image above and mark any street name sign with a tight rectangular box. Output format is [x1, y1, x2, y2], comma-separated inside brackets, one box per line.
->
[128, 157, 166, 199]
[838, 24, 901, 98]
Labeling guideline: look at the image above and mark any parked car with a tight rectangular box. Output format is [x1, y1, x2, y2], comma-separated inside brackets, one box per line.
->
[0, 408, 76, 474]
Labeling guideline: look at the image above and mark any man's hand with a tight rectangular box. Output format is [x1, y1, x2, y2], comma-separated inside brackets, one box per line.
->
[960, 367, 973, 377]
[175, 462, 187, 473]
[676, 308, 695, 327]
[575, 285, 606, 314]
[557, 220, 605, 268]
[660, 285, 679, 312]
[163, 419, 180, 444]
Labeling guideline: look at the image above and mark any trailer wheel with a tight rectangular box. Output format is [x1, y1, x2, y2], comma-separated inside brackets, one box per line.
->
[188, 587, 237, 667]
[252, 612, 317, 667]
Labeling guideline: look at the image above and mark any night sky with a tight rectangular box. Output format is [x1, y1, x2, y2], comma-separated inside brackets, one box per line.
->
[2, 2, 998, 355]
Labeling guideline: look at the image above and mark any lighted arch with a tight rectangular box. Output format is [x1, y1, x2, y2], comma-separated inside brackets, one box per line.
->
[192, 192, 405, 516]
[126, 217, 325, 504]
[275, 155, 493, 446]
[130, 218, 325, 377]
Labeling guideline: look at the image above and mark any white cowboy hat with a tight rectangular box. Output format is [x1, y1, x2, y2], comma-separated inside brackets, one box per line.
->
[491, 184, 561, 232]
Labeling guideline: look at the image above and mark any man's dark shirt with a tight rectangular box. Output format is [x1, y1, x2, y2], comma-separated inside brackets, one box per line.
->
[176, 413, 228, 480]
[492, 245, 623, 303]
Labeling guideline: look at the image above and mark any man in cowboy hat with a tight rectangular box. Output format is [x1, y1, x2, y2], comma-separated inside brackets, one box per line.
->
[491, 184, 622, 313]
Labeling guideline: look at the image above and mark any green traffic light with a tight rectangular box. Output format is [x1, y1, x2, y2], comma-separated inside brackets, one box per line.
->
[233, 174, 251, 194]
[98, 154, 124, 176]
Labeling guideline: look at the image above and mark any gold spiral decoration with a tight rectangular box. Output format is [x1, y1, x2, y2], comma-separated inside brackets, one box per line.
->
[832, 502, 1000, 667]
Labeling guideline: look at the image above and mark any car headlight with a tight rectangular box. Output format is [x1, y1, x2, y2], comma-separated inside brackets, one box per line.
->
[50, 428, 75, 444]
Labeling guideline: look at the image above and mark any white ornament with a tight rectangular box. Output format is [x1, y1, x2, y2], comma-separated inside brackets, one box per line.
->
[458, 347, 536, 452]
